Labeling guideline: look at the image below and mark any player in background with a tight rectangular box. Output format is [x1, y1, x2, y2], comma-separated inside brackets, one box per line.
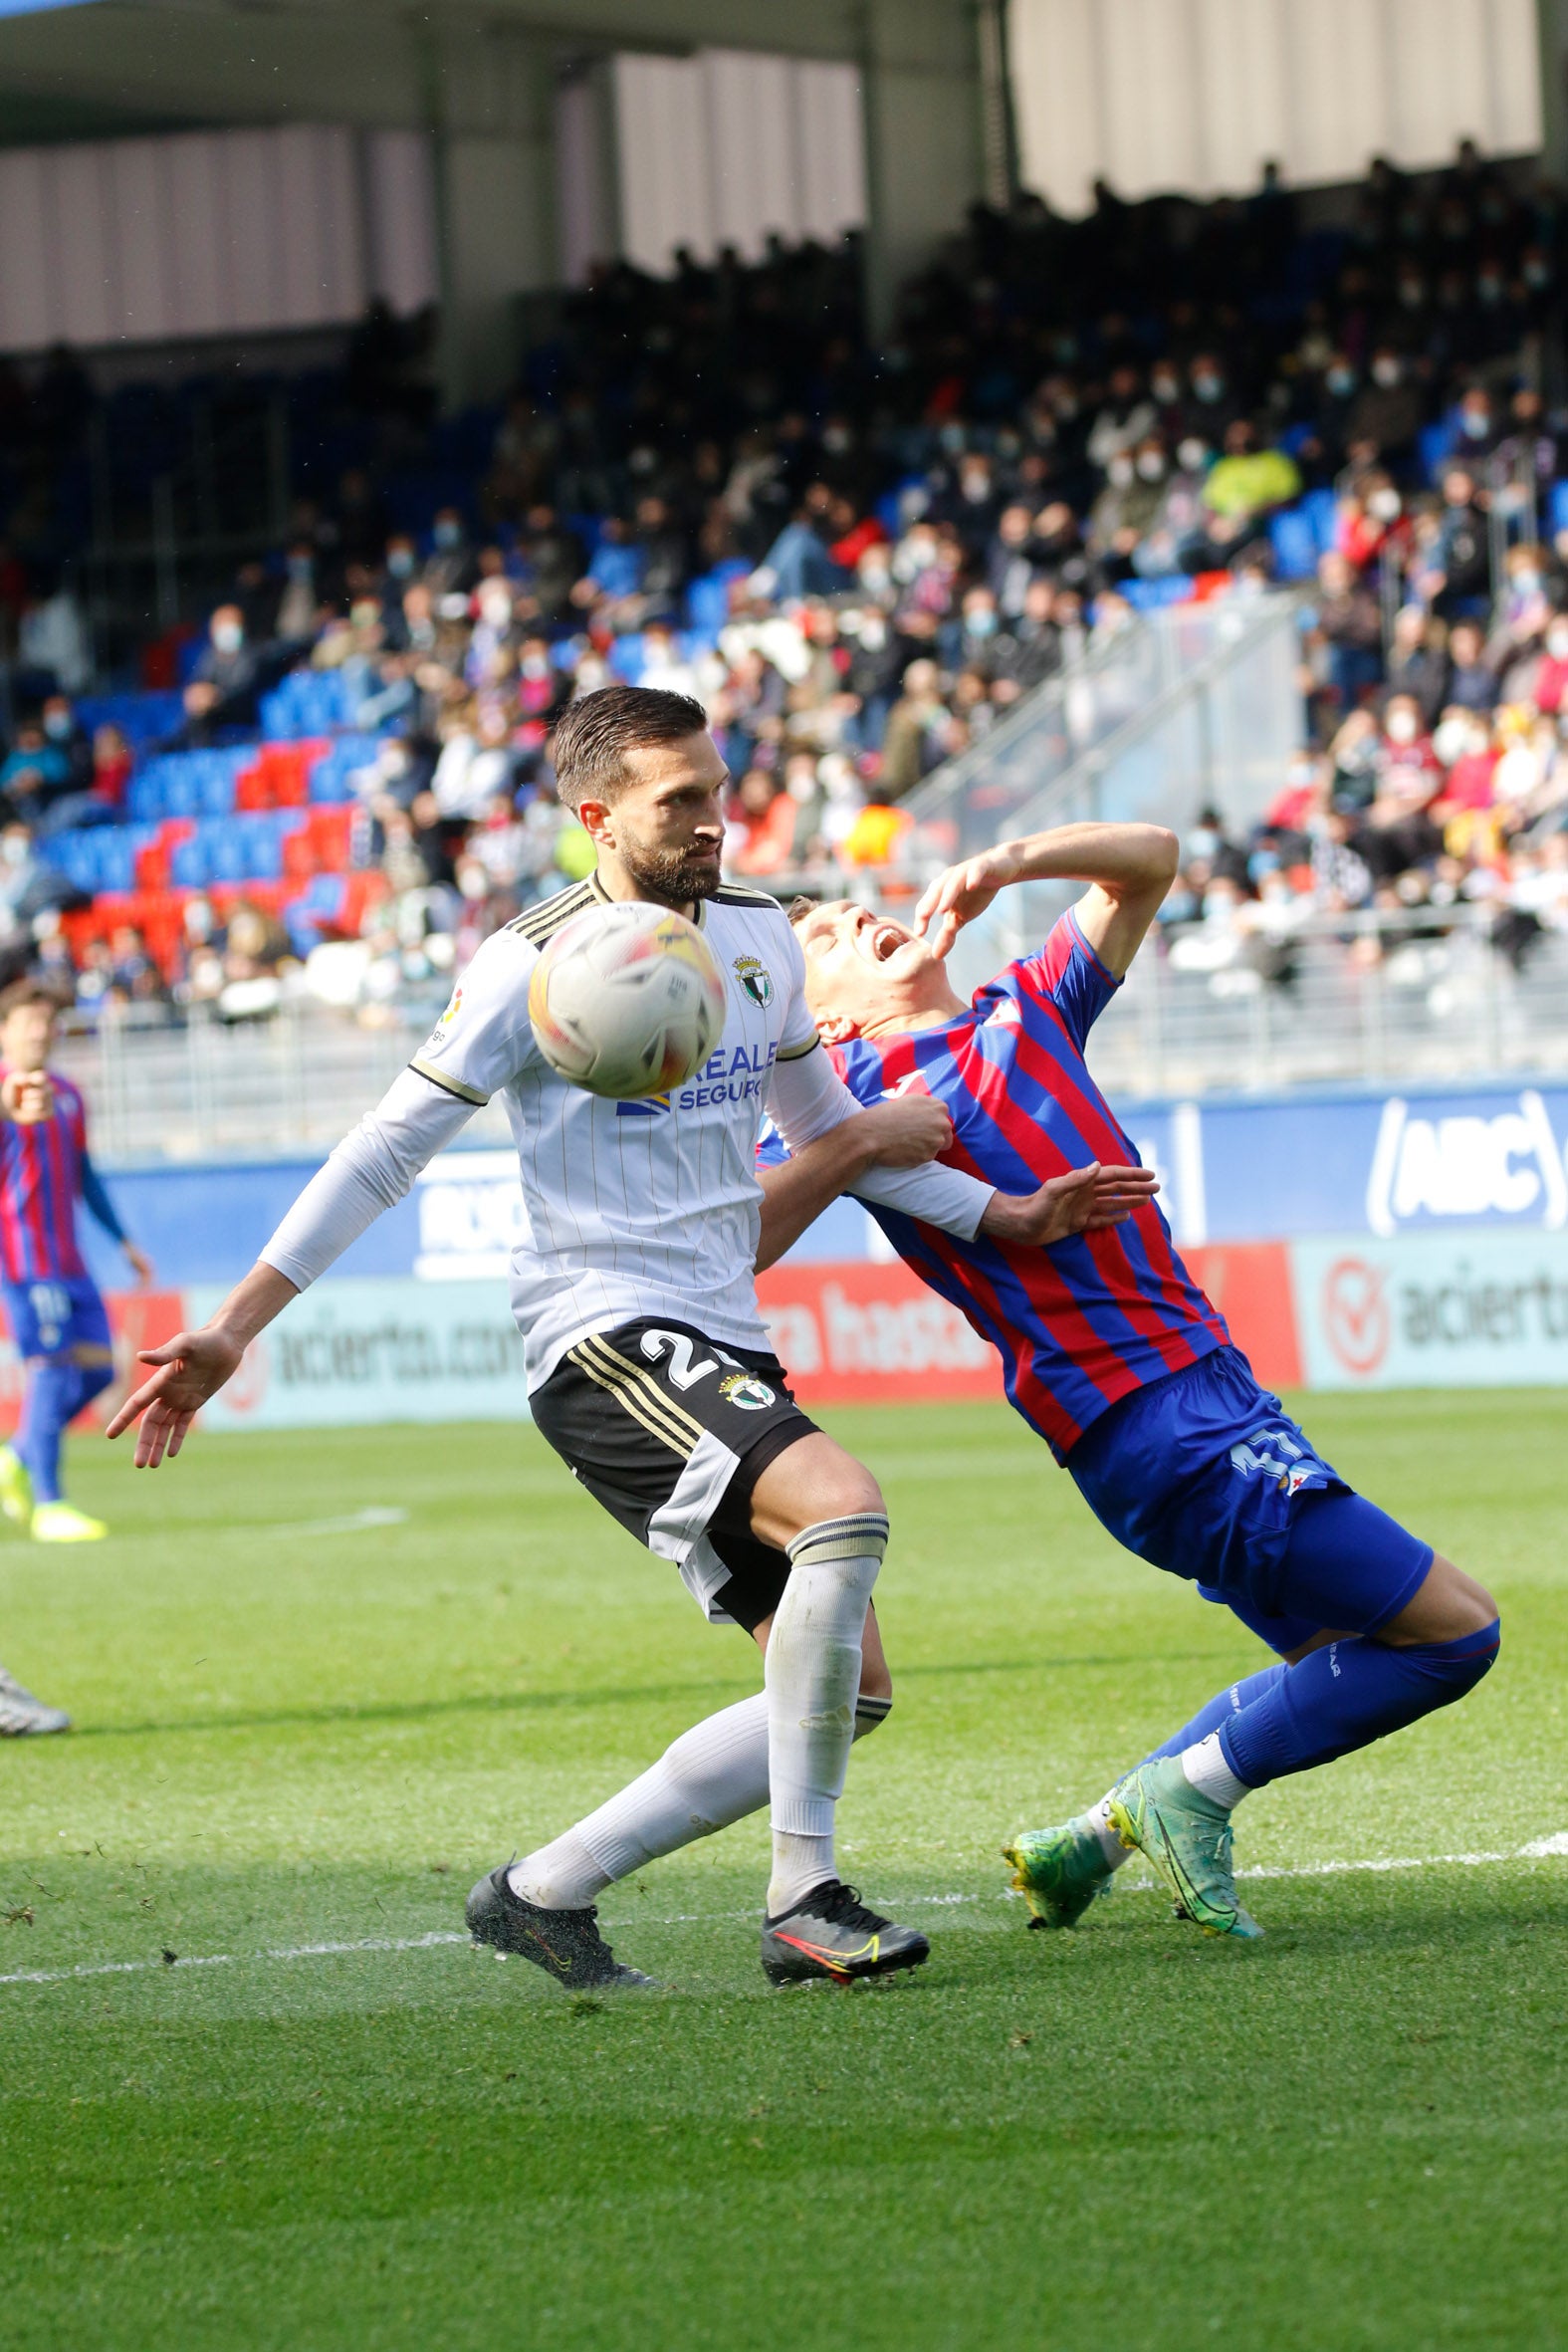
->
[0, 979, 152, 1551]
[766, 823, 1500, 1938]
[108, 688, 1148, 1990]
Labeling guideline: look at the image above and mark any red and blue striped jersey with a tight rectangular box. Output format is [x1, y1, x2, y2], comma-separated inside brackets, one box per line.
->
[0, 1067, 91, 1284]
[823, 910, 1228, 1462]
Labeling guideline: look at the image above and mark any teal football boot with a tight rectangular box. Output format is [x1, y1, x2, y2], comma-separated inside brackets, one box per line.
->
[1003, 1817, 1116, 1930]
[1107, 1758, 1263, 1939]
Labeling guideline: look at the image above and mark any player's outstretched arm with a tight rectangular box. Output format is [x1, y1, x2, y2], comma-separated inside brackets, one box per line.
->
[755, 1097, 954, 1272]
[107, 1263, 299, 1467]
[979, 1159, 1160, 1248]
[109, 1066, 478, 1467]
[913, 822, 1181, 976]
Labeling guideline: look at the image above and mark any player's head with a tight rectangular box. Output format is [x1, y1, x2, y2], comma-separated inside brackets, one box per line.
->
[553, 686, 725, 909]
[788, 900, 962, 1044]
[0, 979, 65, 1070]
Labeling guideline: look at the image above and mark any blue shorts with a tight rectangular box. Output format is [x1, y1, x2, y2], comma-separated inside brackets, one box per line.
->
[1067, 1345, 1433, 1641]
[1, 1275, 112, 1361]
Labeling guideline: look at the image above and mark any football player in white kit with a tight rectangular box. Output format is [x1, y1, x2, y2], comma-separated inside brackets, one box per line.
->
[110, 688, 1151, 1990]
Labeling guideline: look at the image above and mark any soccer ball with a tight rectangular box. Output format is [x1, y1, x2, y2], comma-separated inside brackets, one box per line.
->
[528, 900, 730, 1098]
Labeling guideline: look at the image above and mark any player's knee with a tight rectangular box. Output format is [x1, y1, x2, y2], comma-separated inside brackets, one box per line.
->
[824, 1466, 886, 1527]
[1382, 1554, 1498, 1648]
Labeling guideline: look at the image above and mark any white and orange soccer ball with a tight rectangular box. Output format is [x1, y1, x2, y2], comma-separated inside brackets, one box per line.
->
[528, 900, 729, 1099]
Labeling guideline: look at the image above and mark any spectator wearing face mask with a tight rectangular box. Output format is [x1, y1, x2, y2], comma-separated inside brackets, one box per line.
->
[1314, 353, 1362, 453]
[946, 584, 1005, 669]
[1086, 365, 1155, 471]
[1346, 348, 1424, 468]
[180, 602, 265, 741]
[1451, 386, 1502, 462]
[1183, 353, 1239, 441]
[1335, 473, 1405, 572]
[1086, 443, 1167, 582]
[424, 508, 477, 598]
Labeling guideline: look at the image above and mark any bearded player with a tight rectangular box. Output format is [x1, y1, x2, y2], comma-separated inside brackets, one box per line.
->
[760, 823, 1499, 1938]
[109, 690, 1147, 1989]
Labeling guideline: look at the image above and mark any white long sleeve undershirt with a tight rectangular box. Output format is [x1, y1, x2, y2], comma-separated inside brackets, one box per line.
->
[261, 1068, 474, 1292]
[764, 1038, 994, 1239]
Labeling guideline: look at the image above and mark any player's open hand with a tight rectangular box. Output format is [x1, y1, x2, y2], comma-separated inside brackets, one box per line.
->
[979, 1160, 1159, 1249]
[106, 1327, 246, 1467]
[854, 1094, 954, 1169]
[912, 848, 1014, 960]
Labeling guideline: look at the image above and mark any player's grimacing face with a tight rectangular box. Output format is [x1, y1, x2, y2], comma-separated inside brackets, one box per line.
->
[795, 901, 939, 1031]
[595, 733, 729, 907]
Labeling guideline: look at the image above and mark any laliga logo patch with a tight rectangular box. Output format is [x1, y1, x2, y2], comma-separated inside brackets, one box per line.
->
[719, 1370, 775, 1411]
[426, 985, 463, 1050]
[733, 954, 774, 1010]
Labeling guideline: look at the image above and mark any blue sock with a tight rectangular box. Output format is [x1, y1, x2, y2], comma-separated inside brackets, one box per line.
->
[1219, 1622, 1500, 1789]
[15, 1359, 82, 1506]
[1141, 1663, 1289, 1766]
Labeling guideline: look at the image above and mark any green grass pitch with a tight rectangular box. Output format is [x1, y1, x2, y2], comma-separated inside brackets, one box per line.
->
[1, 1392, 1565, 2350]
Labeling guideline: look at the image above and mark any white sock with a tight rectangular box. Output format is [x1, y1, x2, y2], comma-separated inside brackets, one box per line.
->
[1181, 1731, 1250, 1810]
[765, 1512, 887, 1918]
[1083, 1791, 1134, 1870]
[508, 1686, 894, 1912]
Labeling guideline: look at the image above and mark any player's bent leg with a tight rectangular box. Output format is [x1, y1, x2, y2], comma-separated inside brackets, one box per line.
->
[1117, 1515, 1500, 1935]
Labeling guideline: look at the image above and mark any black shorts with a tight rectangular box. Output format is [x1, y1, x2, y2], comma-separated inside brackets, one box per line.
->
[531, 1317, 820, 1632]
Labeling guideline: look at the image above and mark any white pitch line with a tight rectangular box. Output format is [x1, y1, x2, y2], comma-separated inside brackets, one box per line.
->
[2, 1838, 1563, 1993]
[257, 1506, 410, 1539]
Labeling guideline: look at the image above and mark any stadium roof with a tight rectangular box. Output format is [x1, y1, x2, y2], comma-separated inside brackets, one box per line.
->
[0, 0, 888, 141]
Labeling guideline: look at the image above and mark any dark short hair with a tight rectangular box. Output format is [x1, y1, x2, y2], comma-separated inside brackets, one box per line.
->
[552, 685, 709, 814]
[0, 976, 69, 1020]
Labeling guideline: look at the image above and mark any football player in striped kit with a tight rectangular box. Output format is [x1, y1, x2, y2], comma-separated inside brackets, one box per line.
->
[110, 688, 1147, 1987]
[0, 978, 152, 1734]
[771, 823, 1499, 1940]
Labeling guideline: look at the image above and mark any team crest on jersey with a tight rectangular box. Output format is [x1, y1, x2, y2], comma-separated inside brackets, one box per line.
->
[733, 954, 774, 1010]
[719, 1370, 775, 1411]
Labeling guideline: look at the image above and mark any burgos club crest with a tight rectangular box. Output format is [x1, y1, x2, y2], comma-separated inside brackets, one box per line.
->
[733, 954, 774, 1010]
[719, 1370, 775, 1411]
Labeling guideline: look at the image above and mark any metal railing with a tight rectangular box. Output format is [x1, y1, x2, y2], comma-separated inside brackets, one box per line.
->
[901, 592, 1304, 860]
[55, 903, 1568, 1167]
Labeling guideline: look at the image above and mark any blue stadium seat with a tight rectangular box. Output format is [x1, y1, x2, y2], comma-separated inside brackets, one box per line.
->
[170, 833, 212, 889]
[1419, 420, 1455, 484]
[1269, 508, 1320, 581]
[1301, 486, 1338, 555]
[1121, 577, 1194, 610]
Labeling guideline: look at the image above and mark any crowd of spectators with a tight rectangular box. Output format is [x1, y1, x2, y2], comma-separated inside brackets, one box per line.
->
[3, 138, 1568, 1023]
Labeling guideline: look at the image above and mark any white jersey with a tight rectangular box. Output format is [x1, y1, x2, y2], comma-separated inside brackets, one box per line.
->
[262, 874, 992, 1391]
[411, 875, 823, 1383]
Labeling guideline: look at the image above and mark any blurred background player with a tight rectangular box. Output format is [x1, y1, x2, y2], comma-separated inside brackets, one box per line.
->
[772, 826, 1500, 1938]
[0, 980, 152, 1544]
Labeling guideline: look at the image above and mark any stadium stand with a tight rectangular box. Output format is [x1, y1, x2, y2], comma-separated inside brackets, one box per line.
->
[2, 140, 1566, 1029]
